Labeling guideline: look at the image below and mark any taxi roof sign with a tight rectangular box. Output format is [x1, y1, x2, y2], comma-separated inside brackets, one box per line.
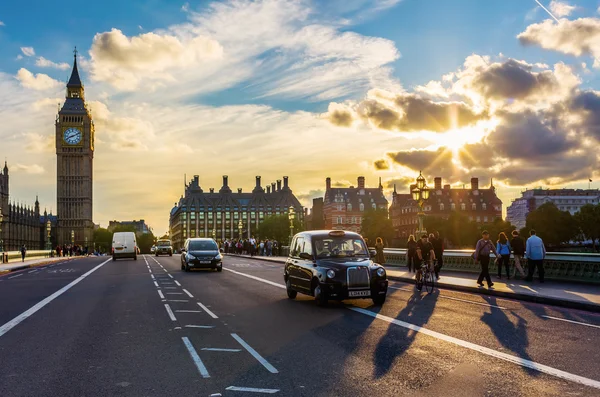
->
[328, 230, 346, 237]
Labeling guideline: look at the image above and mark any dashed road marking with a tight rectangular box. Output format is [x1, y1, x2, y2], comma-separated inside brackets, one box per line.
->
[225, 386, 279, 394]
[185, 325, 215, 329]
[8, 274, 23, 279]
[183, 289, 194, 298]
[231, 333, 278, 374]
[164, 304, 177, 321]
[176, 310, 202, 313]
[168, 299, 189, 302]
[197, 302, 218, 319]
[174, 280, 182, 287]
[158, 290, 165, 299]
[153, 281, 159, 287]
[166, 292, 184, 295]
[168, 274, 174, 279]
[542, 315, 600, 329]
[182, 337, 210, 378]
[28, 270, 38, 274]
[202, 348, 241, 352]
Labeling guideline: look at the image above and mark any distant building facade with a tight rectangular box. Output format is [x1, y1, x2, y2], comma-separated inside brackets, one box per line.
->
[305, 197, 324, 230]
[390, 177, 502, 239]
[506, 188, 600, 230]
[322, 176, 388, 234]
[0, 161, 57, 251]
[108, 219, 151, 235]
[169, 175, 304, 250]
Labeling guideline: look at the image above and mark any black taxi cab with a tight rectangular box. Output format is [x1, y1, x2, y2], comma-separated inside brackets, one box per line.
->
[284, 230, 388, 306]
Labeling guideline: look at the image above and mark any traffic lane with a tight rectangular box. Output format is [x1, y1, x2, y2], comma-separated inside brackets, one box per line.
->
[0, 256, 214, 397]
[0, 256, 105, 326]
[217, 257, 600, 384]
[154, 256, 599, 396]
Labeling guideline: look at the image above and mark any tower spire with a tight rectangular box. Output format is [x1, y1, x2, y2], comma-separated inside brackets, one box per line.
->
[67, 46, 82, 87]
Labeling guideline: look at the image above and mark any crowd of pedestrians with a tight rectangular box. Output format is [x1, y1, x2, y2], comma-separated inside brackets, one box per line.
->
[405, 232, 444, 281]
[55, 244, 89, 257]
[220, 237, 280, 257]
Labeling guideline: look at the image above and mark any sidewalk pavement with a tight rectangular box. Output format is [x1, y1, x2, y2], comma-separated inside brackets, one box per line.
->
[226, 254, 600, 313]
[0, 256, 74, 274]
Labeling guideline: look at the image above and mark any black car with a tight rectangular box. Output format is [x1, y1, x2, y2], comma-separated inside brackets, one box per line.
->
[284, 230, 388, 306]
[180, 238, 223, 272]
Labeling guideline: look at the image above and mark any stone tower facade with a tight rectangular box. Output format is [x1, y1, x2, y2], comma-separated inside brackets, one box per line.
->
[56, 50, 95, 246]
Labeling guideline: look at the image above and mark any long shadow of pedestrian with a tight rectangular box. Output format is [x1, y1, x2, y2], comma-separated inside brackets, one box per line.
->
[481, 296, 538, 376]
[372, 288, 439, 379]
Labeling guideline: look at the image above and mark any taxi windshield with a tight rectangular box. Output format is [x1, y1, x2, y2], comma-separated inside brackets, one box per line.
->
[157, 240, 171, 247]
[313, 237, 368, 258]
[188, 240, 218, 251]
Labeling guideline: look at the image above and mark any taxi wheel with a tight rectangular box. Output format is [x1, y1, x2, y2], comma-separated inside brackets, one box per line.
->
[372, 294, 386, 306]
[286, 280, 297, 299]
[217, 264, 223, 272]
[314, 284, 328, 307]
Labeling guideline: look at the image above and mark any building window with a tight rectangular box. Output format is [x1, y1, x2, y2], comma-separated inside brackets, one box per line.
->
[484, 216, 488, 222]
[482, 203, 487, 210]
[347, 204, 352, 211]
[226, 212, 231, 220]
[360, 203, 364, 211]
[476, 216, 481, 222]
[471, 203, 476, 210]
[372, 203, 376, 209]
[440, 203, 444, 211]
[461, 203, 466, 210]
[338, 216, 343, 224]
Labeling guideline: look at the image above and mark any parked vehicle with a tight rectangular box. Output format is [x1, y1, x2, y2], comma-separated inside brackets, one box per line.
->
[111, 232, 138, 261]
[180, 238, 223, 272]
[284, 230, 388, 306]
[155, 239, 173, 256]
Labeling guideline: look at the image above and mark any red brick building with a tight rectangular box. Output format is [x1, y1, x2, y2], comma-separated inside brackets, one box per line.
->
[323, 176, 389, 233]
[390, 177, 502, 239]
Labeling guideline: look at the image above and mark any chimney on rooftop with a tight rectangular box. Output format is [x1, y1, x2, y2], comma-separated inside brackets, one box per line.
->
[222, 175, 228, 187]
[238, 188, 242, 194]
[209, 188, 214, 193]
[271, 182, 276, 192]
[277, 180, 282, 191]
[267, 186, 271, 194]
[434, 177, 442, 190]
[358, 176, 365, 189]
[326, 177, 331, 190]
[471, 177, 479, 190]
[444, 184, 450, 190]
[283, 176, 289, 190]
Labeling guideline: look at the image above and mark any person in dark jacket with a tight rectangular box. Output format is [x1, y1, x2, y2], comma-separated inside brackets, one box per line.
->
[431, 231, 444, 280]
[374, 237, 385, 264]
[496, 232, 512, 279]
[406, 235, 417, 272]
[474, 230, 499, 288]
[510, 230, 526, 278]
[20, 245, 27, 262]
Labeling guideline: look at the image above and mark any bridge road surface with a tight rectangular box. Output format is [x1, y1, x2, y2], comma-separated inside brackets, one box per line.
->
[0, 255, 599, 397]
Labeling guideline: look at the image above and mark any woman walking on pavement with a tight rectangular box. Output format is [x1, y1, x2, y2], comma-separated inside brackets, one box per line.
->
[474, 230, 499, 288]
[406, 235, 417, 272]
[496, 232, 512, 279]
[510, 230, 526, 278]
[374, 237, 386, 265]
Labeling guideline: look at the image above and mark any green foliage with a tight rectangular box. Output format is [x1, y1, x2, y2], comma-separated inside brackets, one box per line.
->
[423, 212, 512, 248]
[93, 228, 112, 252]
[137, 232, 156, 254]
[360, 208, 394, 246]
[257, 214, 304, 244]
[94, 226, 156, 253]
[525, 202, 577, 247]
[574, 203, 600, 249]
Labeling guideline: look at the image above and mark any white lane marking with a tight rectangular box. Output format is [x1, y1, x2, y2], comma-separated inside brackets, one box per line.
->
[148, 268, 153, 273]
[174, 280, 182, 286]
[168, 300, 189, 302]
[28, 270, 38, 274]
[158, 290, 165, 299]
[8, 274, 23, 279]
[197, 302, 219, 319]
[153, 281, 159, 287]
[160, 282, 174, 285]
[150, 274, 155, 280]
[183, 289, 194, 298]
[182, 337, 210, 378]
[0, 259, 110, 338]
[166, 292, 183, 295]
[542, 315, 600, 329]
[225, 386, 279, 394]
[164, 304, 177, 321]
[224, 265, 600, 389]
[168, 274, 174, 279]
[163, 268, 168, 273]
[176, 310, 202, 313]
[202, 348, 241, 352]
[388, 286, 507, 310]
[223, 268, 285, 289]
[185, 325, 215, 329]
[231, 333, 278, 374]
[164, 287, 178, 289]
[350, 307, 600, 390]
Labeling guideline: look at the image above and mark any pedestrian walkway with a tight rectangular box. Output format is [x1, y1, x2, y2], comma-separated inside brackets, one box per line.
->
[0, 256, 73, 274]
[226, 254, 600, 312]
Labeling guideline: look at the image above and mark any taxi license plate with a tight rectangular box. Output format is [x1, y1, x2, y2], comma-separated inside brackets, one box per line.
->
[199, 260, 211, 264]
[349, 290, 370, 297]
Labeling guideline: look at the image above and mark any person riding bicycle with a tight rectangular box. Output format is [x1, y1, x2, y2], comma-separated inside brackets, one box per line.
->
[415, 234, 436, 291]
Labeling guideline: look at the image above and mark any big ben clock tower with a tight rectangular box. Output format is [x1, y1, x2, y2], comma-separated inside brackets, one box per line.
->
[56, 48, 94, 246]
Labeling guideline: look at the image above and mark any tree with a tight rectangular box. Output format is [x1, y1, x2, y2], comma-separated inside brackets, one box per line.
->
[360, 208, 394, 246]
[257, 214, 304, 244]
[574, 204, 600, 251]
[93, 228, 112, 253]
[525, 202, 577, 247]
[423, 213, 513, 249]
[137, 231, 156, 254]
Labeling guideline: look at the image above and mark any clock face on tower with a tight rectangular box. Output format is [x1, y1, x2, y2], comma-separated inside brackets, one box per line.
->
[63, 127, 82, 145]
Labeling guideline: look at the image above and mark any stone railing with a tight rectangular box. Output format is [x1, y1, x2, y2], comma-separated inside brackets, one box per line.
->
[382, 248, 600, 283]
[1, 250, 54, 263]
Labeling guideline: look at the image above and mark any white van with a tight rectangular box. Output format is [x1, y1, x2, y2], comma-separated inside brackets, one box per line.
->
[112, 232, 138, 261]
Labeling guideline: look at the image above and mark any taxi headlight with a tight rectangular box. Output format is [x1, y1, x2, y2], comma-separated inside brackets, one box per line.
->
[326, 269, 336, 279]
[376, 267, 386, 277]
[214, 254, 223, 260]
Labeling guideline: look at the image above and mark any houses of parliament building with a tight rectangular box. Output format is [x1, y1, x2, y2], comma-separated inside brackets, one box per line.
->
[0, 50, 94, 252]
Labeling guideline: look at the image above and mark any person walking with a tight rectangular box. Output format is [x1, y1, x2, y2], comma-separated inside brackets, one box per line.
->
[510, 230, 526, 278]
[496, 232, 512, 279]
[431, 231, 444, 280]
[474, 230, 499, 288]
[20, 244, 27, 262]
[415, 234, 435, 290]
[374, 237, 385, 265]
[406, 235, 417, 272]
[525, 230, 546, 283]
[249, 236, 256, 257]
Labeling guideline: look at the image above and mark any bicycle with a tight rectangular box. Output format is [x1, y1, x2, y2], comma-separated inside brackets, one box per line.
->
[415, 259, 436, 294]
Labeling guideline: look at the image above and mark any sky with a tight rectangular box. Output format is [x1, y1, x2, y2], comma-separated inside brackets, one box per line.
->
[0, 0, 599, 235]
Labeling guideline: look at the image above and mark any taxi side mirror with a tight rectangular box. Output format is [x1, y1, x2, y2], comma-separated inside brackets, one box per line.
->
[299, 252, 313, 261]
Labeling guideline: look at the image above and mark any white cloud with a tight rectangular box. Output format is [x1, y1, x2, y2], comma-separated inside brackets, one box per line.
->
[181, 2, 189, 12]
[35, 56, 70, 70]
[16, 68, 62, 90]
[11, 164, 45, 174]
[549, 1, 576, 17]
[20, 47, 35, 57]
[16, 55, 23, 60]
[0, 21, 5, 26]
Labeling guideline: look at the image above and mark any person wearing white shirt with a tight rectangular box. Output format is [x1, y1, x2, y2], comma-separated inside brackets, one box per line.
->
[525, 229, 546, 283]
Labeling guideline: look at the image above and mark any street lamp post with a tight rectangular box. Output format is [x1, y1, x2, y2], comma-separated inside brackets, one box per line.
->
[212, 228, 216, 241]
[288, 206, 295, 245]
[238, 220, 243, 240]
[411, 171, 430, 237]
[46, 219, 52, 251]
[0, 207, 4, 254]
[71, 229, 75, 246]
